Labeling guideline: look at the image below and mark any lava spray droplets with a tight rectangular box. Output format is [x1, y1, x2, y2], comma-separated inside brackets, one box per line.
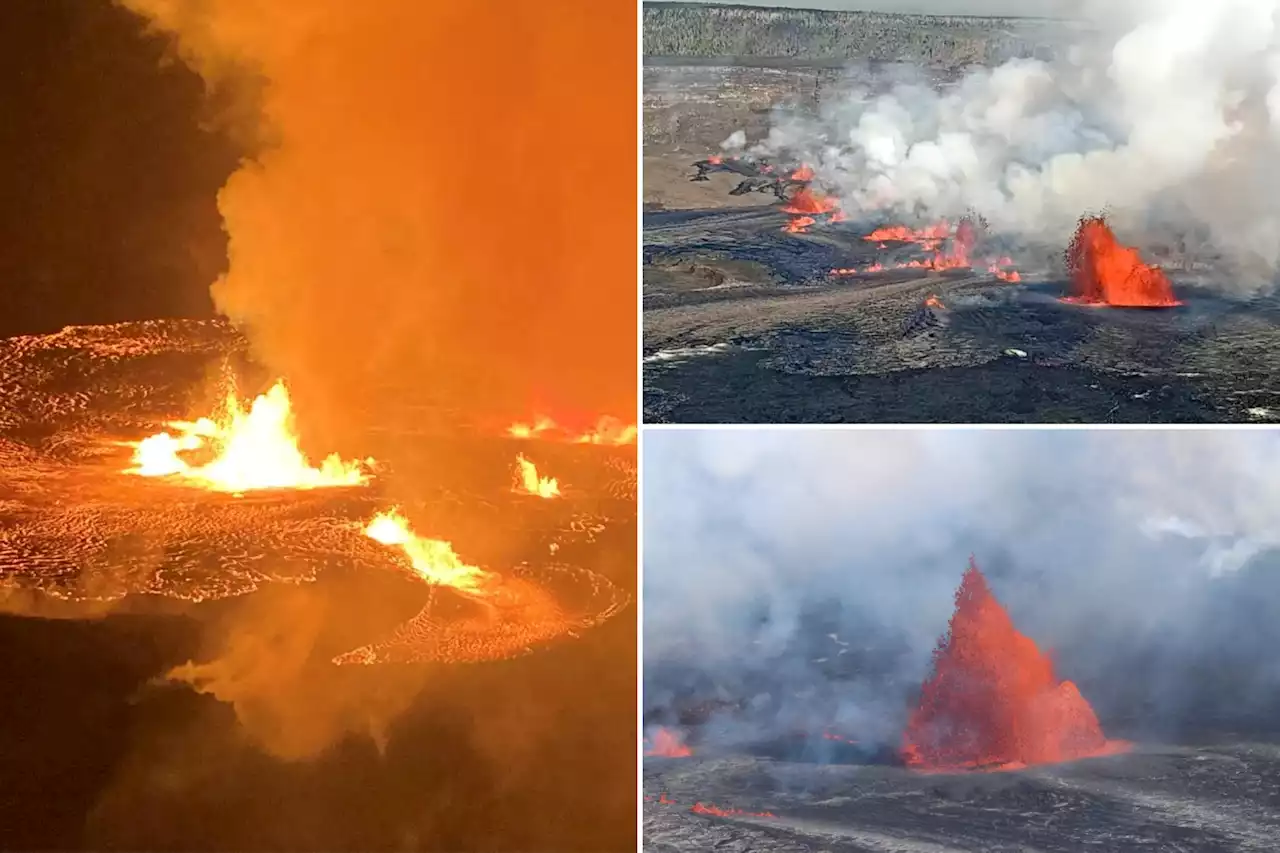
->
[1064, 217, 1182, 308]
[902, 558, 1129, 772]
[644, 727, 693, 758]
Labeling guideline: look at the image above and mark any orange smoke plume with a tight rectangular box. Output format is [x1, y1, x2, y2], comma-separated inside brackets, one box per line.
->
[902, 558, 1128, 772]
[1064, 217, 1181, 308]
[118, 0, 637, 445]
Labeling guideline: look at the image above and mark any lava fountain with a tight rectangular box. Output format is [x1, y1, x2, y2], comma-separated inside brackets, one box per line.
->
[514, 454, 561, 498]
[1063, 217, 1182, 308]
[127, 380, 370, 492]
[644, 726, 693, 758]
[363, 508, 492, 594]
[902, 558, 1129, 772]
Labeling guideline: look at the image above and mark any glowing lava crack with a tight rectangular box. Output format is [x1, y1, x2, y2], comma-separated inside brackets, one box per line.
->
[902, 558, 1130, 772]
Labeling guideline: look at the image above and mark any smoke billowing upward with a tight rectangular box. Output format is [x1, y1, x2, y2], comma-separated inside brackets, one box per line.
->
[752, 0, 1280, 285]
[118, 0, 636, 450]
[643, 430, 1280, 752]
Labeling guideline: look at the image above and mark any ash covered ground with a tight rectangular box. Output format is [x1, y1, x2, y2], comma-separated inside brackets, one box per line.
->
[642, 9, 1280, 424]
[642, 430, 1280, 851]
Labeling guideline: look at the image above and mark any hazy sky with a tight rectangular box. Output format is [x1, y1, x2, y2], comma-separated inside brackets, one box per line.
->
[662, 0, 1062, 16]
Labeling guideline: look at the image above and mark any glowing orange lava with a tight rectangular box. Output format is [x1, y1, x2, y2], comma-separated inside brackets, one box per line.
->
[126, 381, 370, 493]
[924, 294, 945, 310]
[708, 154, 723, 165]
[832, 219, 1021, 281]
[645, 727, 693, 757]
[784, 216, 816, 234]
[691, 803, 777, 819]
[1063, 217, 1182, 308]
[507, 415, 636, 446]
[783, 188, 838, 216]
[902, 558, 1129, 772]
[364, 508, 491, 594]
[513, 454, 561, 498]
[790, 164, 815, 182]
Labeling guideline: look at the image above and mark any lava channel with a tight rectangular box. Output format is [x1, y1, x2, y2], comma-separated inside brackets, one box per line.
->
[1063, 217, 1182, 308]
[902, 557, 1130, 772]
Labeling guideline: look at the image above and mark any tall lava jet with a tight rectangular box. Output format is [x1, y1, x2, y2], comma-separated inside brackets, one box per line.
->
[902, 558, 1128, 771]
[1064, 217, 1182, 308]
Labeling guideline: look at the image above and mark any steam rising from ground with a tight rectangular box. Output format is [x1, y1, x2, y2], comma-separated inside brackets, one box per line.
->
[754, 1, 1280, 285]
[644, 430, 1280, 747]
[118, 0, 635, 445]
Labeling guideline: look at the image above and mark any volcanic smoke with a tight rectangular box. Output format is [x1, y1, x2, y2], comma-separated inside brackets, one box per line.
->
[902, 558, 1128, 772]
[1064, 218, 1182, 308]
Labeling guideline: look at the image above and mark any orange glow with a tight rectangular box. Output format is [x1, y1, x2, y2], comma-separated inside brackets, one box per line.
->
[644, 727, 693, 757]
[708, 154, 723, 165]
[789, 164, 815, 182]
[508, 416, 557, 439]
[782, 188, 838, 216]
[1063, 217, 1182, 308]
[514, 454, 561, 498]
[924, 294, 945, 309]
[783, 215, 816, 234]
[508, 414, 636, 446]
[126, 381, 370, 493]
[691, 803, 777, 819]
[363, 508, 491, 593]
[830, 219, 1022, 282]
[902, 558, 1130, 772]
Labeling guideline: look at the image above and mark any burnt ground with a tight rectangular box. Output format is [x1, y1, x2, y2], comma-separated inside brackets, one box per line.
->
[643, 736, 1280, 852]
[642, 64, 1280, 424]
[0, 318, 636, 850]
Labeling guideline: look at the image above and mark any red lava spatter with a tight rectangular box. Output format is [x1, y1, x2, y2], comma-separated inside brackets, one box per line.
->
[902, 558, 1130, 773]
[781, 187, 842, 233]
[1063, 217, 1181, 308]
[644, 727, 693, 757]
[831, 218, 1021, 281]
[647, 793, 777, 819]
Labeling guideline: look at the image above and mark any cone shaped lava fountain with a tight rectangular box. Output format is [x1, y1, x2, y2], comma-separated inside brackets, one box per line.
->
[1063, 217, 1182, 308]
[902, 558, 1129, 772]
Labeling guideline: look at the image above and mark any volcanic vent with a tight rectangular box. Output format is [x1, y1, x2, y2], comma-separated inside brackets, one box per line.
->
[903, 558, 1129, 771]
[1064, 217, 1182, 308]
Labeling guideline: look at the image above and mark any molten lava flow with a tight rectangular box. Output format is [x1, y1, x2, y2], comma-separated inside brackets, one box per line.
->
[514, 454, 560, 498]
[508, 416, 557, 439]
[1064, 217, 1182, 308]
[507, 415, 637, 446]
[902, 558, 1128, 772]
[832, 218, 1022, 281]
[789, 164, 815, 182]
[708, 154, 723, 165]
[784, 216, 816, 234]
[127, 381, 370, 493]
[363, 508, 491, 594]
[691, 803, 777, 819]
[783, 187, 838, 216]
[645, 727, 693, 757]
[574, 416, 638, 446]
[925, 294, 946, 310]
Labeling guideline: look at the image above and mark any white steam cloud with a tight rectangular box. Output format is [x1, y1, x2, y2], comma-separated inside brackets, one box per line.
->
[754, 0, 1280, 282]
